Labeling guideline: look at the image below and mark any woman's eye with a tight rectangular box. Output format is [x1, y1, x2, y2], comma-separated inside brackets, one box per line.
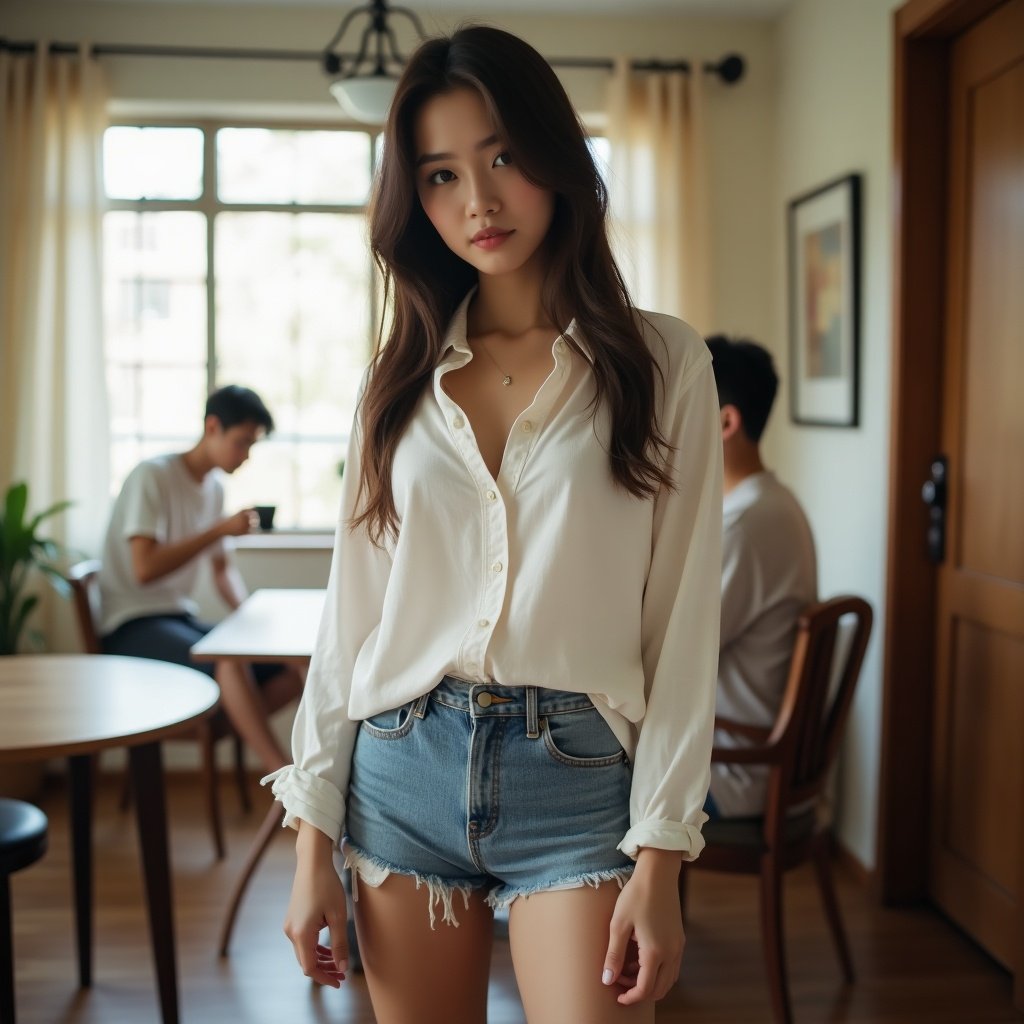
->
[493, 151, 512, 168]
[427, 168, 456, 185]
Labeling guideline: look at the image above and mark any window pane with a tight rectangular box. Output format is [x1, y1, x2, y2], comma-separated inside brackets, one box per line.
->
[215, 211, 370, 527]
[104, 211, 207, 366]
[217, 128, 371, 205]
[225, 439, 345, 530]
[104, 209, 208, 496]
[104, 126, 203, 200]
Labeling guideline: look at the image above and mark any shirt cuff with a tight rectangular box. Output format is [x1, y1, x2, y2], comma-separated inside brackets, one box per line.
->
[260, 765, 346, 847]
[617, 816, 708, 861]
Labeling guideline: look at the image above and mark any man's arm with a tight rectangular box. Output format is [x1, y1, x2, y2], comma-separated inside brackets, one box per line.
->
[129, 509, 255, 586]
[211, 550, 249, 610]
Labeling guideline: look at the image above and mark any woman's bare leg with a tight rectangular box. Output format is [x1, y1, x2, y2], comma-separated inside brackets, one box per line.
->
[353, 872, 493, 1024]
[509, 883, 654, 1024]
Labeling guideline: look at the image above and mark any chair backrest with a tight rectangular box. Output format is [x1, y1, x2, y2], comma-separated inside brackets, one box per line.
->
[763, 595, 873, 834]
[66, 560, 103, 655]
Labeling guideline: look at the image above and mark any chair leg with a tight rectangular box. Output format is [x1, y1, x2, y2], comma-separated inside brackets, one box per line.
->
[1, 874, 15, 1024]
[811, 833, 855, 983]
[198, 719, 226, 861]
[759, 856, 792, 1024]
[119, 771, 131, 812]
[218, 801, 284, 956]
[233, 735, 251, 814]
[678, 862, 689, 919]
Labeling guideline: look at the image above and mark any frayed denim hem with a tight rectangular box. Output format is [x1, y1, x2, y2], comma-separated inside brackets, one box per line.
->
[341, 840, 482, 930]
[486, 865, 635, 912]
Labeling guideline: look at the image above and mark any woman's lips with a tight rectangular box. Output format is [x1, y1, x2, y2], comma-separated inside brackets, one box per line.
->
[472, 229, 514, 250]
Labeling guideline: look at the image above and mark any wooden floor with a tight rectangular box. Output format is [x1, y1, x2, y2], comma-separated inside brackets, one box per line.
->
[7, 773, 1022, 1023]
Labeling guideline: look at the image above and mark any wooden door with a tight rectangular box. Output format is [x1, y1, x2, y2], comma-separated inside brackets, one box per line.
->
[929, 0, 1024, 971]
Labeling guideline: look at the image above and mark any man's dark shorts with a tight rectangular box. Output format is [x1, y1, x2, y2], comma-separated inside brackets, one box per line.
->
[101, 612, 284, 686]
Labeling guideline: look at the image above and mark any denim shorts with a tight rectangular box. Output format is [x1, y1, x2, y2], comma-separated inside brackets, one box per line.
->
[343, 675, 635, 927]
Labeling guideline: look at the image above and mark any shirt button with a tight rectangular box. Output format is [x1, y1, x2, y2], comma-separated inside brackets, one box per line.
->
[453, 416, 465, 429]
[486, 490, 497, 502]
[522, 420, 534, 433]
[478, 618, 490, 628]
[492, 562, 503, 573]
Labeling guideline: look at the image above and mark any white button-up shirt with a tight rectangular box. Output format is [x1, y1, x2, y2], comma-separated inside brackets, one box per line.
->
[264, 294, 723, 860]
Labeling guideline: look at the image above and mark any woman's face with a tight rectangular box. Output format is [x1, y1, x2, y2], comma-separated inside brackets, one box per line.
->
[414, 87, 555, 279]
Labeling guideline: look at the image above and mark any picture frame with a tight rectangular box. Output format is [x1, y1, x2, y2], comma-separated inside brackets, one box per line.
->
[787, 173, 862, 427]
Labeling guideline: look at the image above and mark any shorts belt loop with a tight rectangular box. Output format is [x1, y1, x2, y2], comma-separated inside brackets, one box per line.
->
[525, 686, 540, 739]
[412, 692, 430, 719]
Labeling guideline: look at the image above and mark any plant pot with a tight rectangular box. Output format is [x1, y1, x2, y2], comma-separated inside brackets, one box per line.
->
[0, 759, 47, 802]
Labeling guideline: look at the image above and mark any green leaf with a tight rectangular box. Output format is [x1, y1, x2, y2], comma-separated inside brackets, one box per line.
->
[8, 593, 39, 654]
[27, 500, 75, 537]
[36, 564, 72, 597]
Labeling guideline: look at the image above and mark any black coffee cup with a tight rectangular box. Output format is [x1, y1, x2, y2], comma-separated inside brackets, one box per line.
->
[253, 505, 276, 531]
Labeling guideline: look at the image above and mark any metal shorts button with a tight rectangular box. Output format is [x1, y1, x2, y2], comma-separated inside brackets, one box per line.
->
[476, 691, 493, 708]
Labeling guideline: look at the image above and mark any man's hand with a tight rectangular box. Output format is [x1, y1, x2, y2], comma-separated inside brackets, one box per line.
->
[220, 509, 259, 537]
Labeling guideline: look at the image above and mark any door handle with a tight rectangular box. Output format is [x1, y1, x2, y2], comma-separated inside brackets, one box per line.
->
[921, 456, 948, 564]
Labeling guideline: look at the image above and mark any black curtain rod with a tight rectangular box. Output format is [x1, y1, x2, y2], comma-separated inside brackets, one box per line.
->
[0, 38, 746, 83]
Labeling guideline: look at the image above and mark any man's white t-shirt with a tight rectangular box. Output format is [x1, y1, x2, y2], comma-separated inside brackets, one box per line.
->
[98, 453, 227, 636]
[709, 470, 817, 817]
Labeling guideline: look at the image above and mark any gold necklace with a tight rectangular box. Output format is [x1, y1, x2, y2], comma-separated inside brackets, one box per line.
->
[476, 341, 513, 387]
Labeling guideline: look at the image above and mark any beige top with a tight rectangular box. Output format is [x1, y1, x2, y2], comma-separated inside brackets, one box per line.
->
[264, 296, 724, 861]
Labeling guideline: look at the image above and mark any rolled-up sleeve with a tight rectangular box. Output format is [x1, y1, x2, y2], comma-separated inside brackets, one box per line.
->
[261, 408, 392, 846]
[618, 352, 723, 861]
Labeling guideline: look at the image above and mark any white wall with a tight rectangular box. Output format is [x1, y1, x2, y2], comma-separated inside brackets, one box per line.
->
[766, 0, 902, 868]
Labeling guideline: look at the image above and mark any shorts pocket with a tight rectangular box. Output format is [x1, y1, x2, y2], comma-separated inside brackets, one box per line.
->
[360, 702, 417, 740]
[541, 707, 627, 768]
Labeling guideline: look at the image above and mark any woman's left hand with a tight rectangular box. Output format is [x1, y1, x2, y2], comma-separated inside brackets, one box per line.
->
[602, 847, 686, 1005]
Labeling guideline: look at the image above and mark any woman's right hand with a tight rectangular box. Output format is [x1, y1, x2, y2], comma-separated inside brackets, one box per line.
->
[283, 821, 349, 988]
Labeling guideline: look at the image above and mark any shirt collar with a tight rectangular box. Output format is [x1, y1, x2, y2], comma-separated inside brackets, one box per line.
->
[723, 470, 776, 519]
[440, 287, 594, 364]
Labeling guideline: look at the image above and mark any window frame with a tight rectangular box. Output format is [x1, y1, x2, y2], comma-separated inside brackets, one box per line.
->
[104, 116, 380, 530]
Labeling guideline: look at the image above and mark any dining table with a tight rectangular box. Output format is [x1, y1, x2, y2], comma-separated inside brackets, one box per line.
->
[0, 654, 218, 1024]
[191, 587, 325, 956]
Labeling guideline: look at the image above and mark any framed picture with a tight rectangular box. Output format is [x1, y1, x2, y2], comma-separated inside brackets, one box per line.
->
[787, 173, 862, 427]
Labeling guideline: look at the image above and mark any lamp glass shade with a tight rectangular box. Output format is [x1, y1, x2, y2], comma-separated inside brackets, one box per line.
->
[329, 75, 398, 124]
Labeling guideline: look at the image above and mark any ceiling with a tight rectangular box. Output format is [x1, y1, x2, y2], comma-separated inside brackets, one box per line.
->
[86, 0, 793, 16]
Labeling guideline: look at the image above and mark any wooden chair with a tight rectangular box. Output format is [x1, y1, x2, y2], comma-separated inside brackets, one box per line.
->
[66, 560, 252, 860]
[680, 595, 873, 1024]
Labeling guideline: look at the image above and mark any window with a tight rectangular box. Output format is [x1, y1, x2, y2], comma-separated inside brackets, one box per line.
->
[104, 123, 610, 530]
[103, 123, 375, 530]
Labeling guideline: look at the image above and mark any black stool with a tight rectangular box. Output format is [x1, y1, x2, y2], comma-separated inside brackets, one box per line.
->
[0, 798, 48, 1024]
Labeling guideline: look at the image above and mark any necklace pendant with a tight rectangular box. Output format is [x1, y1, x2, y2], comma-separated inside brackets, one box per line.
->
[502, 375, 512, 387]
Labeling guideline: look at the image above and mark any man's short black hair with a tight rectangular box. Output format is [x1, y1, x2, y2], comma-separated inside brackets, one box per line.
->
[205, 385, 275, 434]
[706, 335, 778, 443]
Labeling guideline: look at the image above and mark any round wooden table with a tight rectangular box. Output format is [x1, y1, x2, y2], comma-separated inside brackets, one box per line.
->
[0, 655, 218, 1024]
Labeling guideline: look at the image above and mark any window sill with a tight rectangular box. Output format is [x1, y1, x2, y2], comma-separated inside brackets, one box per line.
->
[233, 531, 334, 551]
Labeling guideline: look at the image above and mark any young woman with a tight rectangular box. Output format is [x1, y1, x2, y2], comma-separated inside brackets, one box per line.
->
[263, 25, 722, 1024]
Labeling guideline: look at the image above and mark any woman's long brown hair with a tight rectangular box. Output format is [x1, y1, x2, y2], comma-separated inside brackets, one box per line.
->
[353, 25, 673, 545]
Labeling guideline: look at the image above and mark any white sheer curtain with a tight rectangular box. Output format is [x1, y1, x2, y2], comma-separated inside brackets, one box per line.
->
[0, 43, 110, 643]
[0, 42, 110, 550]
[605, 58, 713, 334]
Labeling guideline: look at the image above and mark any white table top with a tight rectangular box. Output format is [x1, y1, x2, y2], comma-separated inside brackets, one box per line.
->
[190, 588, 325, 663]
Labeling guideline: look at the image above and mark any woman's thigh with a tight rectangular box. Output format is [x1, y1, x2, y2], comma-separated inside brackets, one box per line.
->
[353, 872, 494, 1024]
[508, 882, 654, 1024]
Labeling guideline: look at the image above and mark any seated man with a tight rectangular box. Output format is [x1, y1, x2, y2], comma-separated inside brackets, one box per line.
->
[705, 336, 818, 819]
[98, 385, 302, 772]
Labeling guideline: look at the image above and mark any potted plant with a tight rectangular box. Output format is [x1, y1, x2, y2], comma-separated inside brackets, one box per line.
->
[0, 481, 73, 655]
[0, 481, 74, 799]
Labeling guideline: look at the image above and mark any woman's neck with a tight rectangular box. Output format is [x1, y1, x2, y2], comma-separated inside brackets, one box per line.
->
[469, 261, 553, 338]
